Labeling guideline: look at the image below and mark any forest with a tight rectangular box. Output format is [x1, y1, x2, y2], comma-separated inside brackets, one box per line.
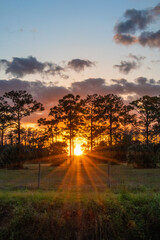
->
[0, 90, 160, 169]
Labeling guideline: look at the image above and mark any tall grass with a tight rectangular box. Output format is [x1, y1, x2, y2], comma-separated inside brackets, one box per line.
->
[1, 192, 160, 240]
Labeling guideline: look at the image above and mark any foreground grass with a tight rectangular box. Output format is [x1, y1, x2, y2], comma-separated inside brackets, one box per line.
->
[1, 157, 160, 239]
[0, 191, 160, 240]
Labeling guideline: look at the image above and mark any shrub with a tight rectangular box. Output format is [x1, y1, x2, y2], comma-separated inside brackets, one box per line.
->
[1, 195, 160, 240]
[0, 145, 36, 169]
[94, 142, 128, 163]
[127, 144, 156, 168]
[49, 142, 67, 156]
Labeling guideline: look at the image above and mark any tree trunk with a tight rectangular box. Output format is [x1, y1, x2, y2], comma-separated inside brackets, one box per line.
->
[38, 161, 41, 189]
[146, 125, 149, 145]
[109, 112, 113, 147]
[69, 111, 72, 164]
[146, 113, 149, 146]
[72, 137, 74, 161]
[1, 129, 4, 146]
[91, 108, 93, 152]
[17, 111, 21, 145]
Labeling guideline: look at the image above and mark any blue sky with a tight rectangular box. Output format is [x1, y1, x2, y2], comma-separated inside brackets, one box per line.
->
[0, 0, 160, 118]
[0, 0, 159, 61]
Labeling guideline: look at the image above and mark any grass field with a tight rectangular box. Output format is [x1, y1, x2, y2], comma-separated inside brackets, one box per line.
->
[1, 155, 160, 239]
[0, 155, 160, 194]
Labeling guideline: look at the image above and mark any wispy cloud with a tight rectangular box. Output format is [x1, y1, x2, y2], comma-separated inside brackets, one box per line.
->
[114, 54, 145, 74]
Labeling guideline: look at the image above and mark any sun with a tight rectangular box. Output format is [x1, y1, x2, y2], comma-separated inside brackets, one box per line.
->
[74, 144, 83, 156]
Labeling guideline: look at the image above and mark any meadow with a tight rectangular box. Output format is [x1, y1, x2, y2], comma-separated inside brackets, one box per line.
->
[1, 156, 160, 240]
[0, 156, 160, 192]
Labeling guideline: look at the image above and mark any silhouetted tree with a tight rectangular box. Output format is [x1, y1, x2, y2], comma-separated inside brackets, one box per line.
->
[82, 94, 104, 151]
[4, 90, 44, 145]
[152, 97, 160, 139]
[97, 94, 132, 146]
[57, 94, 83, 163]
[0, 97, 14, 146]
[130, 95, 159, 145]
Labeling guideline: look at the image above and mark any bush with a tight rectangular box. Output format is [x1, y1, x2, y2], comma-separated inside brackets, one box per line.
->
[127, 144, 156, 168]
[0, 145, 36, 169]
[49, 142, 67, 156]
[94, 142, 128, 163]
[1, 195, 160, 240]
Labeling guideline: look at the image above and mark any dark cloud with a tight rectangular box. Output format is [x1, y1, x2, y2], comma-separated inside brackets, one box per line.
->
[71, 77, 160, 99]
[114, 31, 160, 48]
[115, 4, 160, 35]
[114, 34, 137, 45]
[114, 54, 145, 74]
[68, 59, 95, 72]
[0, 56, 65, 78]
[114, 61, 139, 74]
[1, 77, 159, 104]
[71, 78, 107, 96]
[110, 77, 160, 97]
[0, 77, 160, 122]
[0, 79, 69, 107]
[115, 9, 153, 34]
[138, 30, 160, 48]
[0, 78, 70, 123]
[114, 3, 160, 48]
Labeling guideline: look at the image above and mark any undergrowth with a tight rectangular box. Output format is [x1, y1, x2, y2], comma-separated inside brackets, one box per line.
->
[0, 191, 160, 240]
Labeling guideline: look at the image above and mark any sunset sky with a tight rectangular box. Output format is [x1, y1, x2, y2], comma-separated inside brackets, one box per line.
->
[1, 0, 160, 123]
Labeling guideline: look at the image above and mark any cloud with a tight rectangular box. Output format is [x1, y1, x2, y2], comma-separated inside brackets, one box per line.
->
[128, 53, 145, 61]
[115, 4, 160, 34]
[114, 34, 137, 45]
[70, 78, 107, 96]
[70, 77, 160, 99]
[151, 59, 160, 63]
[114, 61, 139, 74]
[0, 77, 160, 122]
[138, 30, 160, 48]
[0, 79, 69, 107]
[0, 56, 65, 78]
[114, 3, 160, 48]
[1, 77, 159, 104]
[114, 54, 145, 74]
[68, 59, 95, 72]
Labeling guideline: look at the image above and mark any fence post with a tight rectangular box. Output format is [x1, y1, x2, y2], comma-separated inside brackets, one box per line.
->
[107, 162, 111, 188]
[38, 161, 41, 189]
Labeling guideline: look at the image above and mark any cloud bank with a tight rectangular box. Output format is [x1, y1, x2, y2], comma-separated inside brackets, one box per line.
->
[0, 77, 159, 107]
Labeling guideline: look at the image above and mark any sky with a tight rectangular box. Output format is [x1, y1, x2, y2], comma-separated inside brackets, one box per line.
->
[0, 0, 160, 123]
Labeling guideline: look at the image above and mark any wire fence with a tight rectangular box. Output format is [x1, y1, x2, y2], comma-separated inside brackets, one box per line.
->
[0, 155, 160, 192]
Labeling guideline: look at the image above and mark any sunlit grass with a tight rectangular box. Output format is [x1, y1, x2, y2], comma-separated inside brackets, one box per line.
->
[1, 155, 160, 196]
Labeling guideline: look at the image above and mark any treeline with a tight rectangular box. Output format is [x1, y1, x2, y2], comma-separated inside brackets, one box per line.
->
[0, 90, 160, 168]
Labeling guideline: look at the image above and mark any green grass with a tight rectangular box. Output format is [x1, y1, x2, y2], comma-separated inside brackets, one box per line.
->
[1, 191, 160, 240]
[0, 159, 160, 192]
[1, 157, 160, 239]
